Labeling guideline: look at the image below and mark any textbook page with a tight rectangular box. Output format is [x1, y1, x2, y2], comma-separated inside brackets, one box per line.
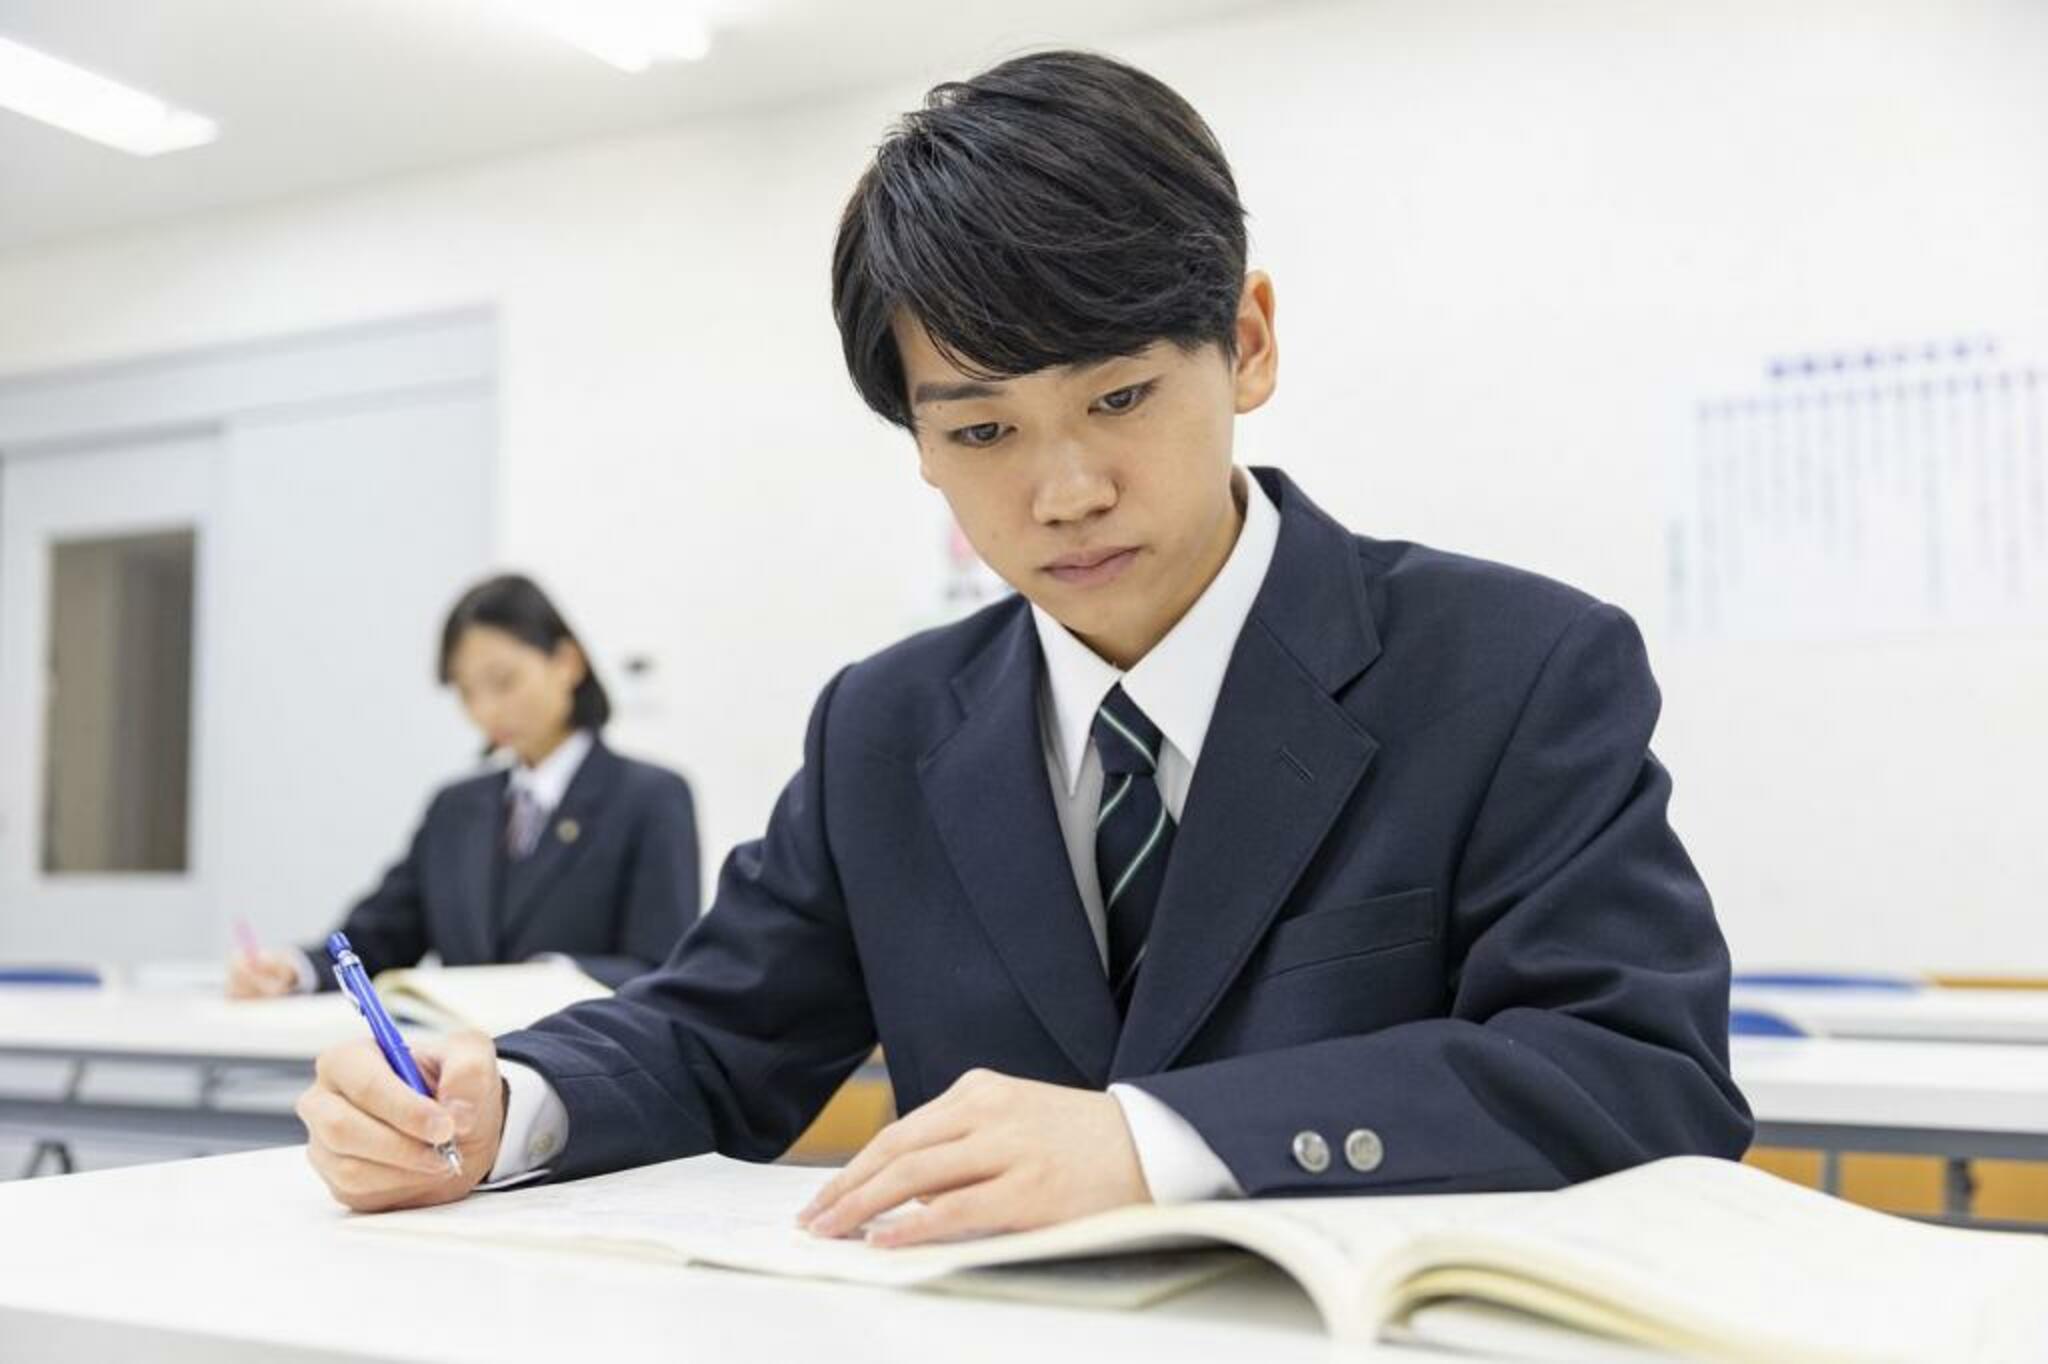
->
[1392, 1300, 1676, 1364]
[921, 1248, 1258, 1310]
[372, 962, 610, 1034]
[1384, 1156, 2048, 1361]
[362, 1153, 1517, 1327]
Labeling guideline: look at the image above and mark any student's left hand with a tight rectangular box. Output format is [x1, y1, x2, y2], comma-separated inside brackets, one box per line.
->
[796, 1069, 1148, 1247]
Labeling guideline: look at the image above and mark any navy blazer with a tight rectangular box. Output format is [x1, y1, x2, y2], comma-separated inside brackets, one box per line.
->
[500, 469, 1752, 1195]
[307, 739, 700, 991]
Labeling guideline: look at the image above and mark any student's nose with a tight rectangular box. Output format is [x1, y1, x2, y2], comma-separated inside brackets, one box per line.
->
[468, 697, 503, 738]
[1031, 444, 1117, 526]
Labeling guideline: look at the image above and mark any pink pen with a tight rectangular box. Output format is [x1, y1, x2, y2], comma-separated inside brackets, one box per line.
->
[232, 917, 262, 965]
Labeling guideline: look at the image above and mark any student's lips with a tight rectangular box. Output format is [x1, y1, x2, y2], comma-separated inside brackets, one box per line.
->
[1043, 547, 1140, 586]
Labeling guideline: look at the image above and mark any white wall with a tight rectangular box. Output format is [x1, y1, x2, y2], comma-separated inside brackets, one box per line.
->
[0, 0, 2043, 972]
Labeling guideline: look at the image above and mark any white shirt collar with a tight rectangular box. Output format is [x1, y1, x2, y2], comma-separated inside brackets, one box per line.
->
[506, 728, 595, 813]
[1031, 468, 1282, 796]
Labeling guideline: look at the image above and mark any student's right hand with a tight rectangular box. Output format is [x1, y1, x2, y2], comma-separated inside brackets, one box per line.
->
[225, 949, 302, 999]
[296, 1030, 506, 1213]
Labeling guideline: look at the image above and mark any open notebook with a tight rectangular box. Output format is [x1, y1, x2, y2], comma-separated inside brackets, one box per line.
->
[364, 1152, 2048, 1361]
[371, 961, 610, 1035]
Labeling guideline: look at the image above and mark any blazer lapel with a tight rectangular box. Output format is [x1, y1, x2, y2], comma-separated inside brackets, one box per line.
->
[500, 740, 617, 945]
[1111, 468, 1385, 1079]
[447, 773, 507, 965]
[919, 609, 1122, 1087]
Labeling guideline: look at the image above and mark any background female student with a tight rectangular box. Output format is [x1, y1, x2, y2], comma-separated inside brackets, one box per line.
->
[226, 573, 701, 996]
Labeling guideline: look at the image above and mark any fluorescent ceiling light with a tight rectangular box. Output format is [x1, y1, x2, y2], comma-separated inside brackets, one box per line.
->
[0, 34, 217, 156]
[503, 1, 713, 72]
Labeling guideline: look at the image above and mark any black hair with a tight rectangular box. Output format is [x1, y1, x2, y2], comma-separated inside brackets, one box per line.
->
[831, 49, 1249, 429]
[438, 573, 611, 731]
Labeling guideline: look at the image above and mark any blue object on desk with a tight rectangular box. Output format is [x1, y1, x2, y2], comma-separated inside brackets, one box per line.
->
[0, 965, 101, 987]
[1733, 972, 1920, 992]
[326, 932, 462, 1174]
[1730, 1008, 1808, 1037]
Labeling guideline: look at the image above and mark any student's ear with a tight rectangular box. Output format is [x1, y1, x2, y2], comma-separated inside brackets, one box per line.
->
[1232, 271, 1279, 415]
[551, 639, 588, 691]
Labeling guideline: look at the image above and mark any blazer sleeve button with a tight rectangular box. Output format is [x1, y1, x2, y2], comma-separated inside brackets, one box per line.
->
[1290, 1130, 1331, 1174]
[1343, 1127, 1384, 1173]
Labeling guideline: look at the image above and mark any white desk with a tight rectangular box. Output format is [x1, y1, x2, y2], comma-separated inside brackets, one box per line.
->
[0, 1147, 1452, 1364]
[1732, 985, 2048, 1045]
[0, 987, 380, 1173]
[1733, 1035, 2048, 1217]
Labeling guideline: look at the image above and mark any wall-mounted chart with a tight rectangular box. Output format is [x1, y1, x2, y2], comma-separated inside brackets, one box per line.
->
[1668, 336, 2048, 639]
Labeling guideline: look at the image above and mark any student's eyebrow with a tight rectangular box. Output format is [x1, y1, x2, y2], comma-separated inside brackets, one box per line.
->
[1068, 355, 1123, 376]
[912, 379, 1006, 406]
[910, 354, 1151, 407]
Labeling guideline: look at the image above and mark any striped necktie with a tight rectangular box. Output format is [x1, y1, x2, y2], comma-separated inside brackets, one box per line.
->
[506, 784, 546, 860]
[1092, 685, 1175, 1013]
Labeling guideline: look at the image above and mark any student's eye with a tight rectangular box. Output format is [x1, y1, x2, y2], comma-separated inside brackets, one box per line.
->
[1093, 380, 1156, 415]
[948, 421, 1009, 448]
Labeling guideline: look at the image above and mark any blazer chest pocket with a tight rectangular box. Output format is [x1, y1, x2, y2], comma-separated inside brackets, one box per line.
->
[1256, 888, 1440, 980]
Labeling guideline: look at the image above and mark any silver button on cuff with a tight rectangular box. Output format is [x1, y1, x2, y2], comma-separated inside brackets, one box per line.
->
[1343, 1128, 1384, 1173]
[1291, 1129, 1331, 1174]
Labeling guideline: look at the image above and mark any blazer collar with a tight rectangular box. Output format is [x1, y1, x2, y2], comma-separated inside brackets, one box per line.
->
[1242, 465, 1382, 693]
[442, 767, 500, 965]
[1109, 468, 1384, 1076]
[920, 614, 1122, 1085]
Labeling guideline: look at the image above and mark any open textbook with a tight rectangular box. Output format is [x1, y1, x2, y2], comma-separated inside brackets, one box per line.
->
[370, 961, 610, 1034]
[364, 1152, 2048, 1361]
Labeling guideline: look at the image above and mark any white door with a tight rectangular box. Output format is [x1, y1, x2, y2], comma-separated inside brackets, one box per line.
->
[0, 434, 219, 961]
[0, 313, 498, 968]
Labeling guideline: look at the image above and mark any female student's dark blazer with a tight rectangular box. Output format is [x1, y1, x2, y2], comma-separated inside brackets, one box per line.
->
[304, 738, 700, 990]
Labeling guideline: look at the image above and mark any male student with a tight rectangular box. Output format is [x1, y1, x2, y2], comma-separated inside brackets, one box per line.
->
[296, 50, 1752, 1241]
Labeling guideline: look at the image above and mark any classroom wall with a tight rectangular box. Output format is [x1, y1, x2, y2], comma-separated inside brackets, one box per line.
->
[0, 0, 2042, 971]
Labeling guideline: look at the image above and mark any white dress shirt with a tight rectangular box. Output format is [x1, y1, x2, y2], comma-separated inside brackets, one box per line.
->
[508, 728, 596, 824]
[291, 730, 595, 994]
[491, 473, 1281, 1200]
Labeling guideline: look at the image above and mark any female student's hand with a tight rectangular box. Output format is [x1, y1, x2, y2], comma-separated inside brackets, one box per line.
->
[225, 949, 302, 999]
[797, 1070, 1150, 1247]
[296, 1030, 506, 1213]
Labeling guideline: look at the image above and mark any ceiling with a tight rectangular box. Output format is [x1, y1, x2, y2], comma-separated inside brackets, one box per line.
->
[0, 0, 1282, 253]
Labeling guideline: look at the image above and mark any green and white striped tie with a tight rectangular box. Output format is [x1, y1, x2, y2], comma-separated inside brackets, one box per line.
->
[1092, 685, 1175, 1013]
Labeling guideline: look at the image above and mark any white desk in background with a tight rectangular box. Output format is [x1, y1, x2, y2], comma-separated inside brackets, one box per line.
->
[1733, 1035, 2048, 1220]
[0, 979, 378, 1175]
[1731, 982, 2048, 1045]
[0, 1146, 1450, 1364]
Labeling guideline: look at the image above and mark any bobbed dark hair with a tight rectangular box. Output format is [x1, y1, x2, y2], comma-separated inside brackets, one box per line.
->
[437, 573, 611, 732]
[831, 49, 1250, 429]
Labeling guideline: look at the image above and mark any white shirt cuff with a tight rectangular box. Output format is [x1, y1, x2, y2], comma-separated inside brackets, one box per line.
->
[482, 1060, 570, 1187]
[1108, 1082, 1243, 1203]
[289, 949, 319, 994]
